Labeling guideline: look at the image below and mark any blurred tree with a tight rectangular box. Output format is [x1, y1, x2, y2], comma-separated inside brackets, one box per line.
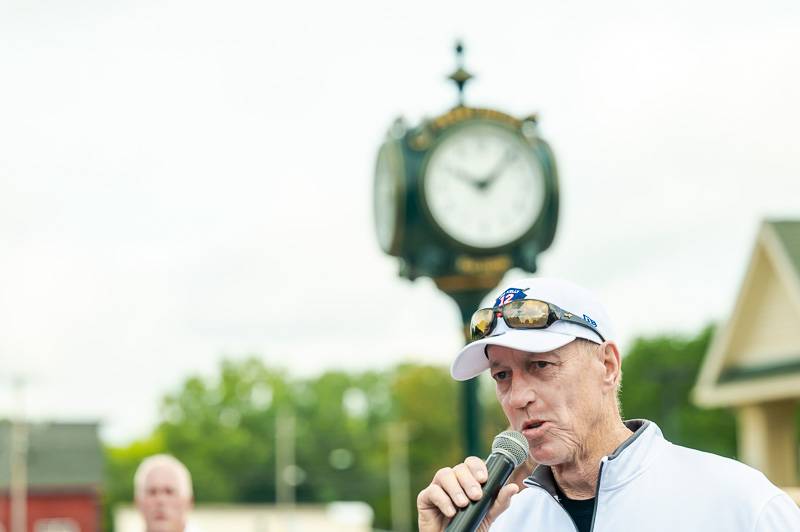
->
[620, 325, 737, 458]
[292, 369, 394, 507]
[391, 364, 460, 492]
[157, 359, 293, 503]
[104, 359, 454, 530]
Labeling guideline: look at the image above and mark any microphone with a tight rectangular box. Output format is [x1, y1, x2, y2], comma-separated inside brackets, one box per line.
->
[445, 430, 529, 532]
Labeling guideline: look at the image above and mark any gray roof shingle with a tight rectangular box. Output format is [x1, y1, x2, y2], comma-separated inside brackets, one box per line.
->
[0, 421, 103, 490]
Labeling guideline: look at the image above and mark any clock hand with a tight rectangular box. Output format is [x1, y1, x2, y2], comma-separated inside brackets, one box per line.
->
[445, 166, 482, 189]
[477, 150, 518, 191]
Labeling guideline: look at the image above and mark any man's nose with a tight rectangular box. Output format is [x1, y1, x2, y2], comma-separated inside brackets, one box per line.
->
[508, 375, 537, 409]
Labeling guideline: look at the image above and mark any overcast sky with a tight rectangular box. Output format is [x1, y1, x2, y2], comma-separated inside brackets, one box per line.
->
[2, 0, 799, 443]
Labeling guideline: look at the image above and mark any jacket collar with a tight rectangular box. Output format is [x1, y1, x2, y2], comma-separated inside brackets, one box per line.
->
[523, 419, 663, 494]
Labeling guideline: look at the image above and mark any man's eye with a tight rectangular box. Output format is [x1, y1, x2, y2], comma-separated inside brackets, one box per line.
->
[492, 370, 509, 381]
[533, 361, 551, 369]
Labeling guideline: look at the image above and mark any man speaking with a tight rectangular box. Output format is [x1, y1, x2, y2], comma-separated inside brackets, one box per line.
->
[417, 278, 800, 531]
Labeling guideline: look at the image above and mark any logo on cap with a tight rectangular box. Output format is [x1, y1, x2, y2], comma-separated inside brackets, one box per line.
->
[494, 287, 529, 307]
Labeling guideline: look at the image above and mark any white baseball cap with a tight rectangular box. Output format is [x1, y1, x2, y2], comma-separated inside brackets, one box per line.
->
[450, 277, 616, 381]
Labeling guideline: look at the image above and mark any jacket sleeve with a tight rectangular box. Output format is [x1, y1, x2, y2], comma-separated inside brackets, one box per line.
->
[753, 493, 800, 531]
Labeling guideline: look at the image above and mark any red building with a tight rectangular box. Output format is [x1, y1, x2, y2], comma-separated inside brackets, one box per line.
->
[0, 422, 102, 532]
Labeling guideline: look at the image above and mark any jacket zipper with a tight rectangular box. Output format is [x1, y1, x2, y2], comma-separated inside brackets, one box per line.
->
[525, 453, 608, 532]
[588, 458, 606, 532]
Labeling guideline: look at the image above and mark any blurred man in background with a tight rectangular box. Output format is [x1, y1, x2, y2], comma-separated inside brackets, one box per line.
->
[135, 454, 196, 532]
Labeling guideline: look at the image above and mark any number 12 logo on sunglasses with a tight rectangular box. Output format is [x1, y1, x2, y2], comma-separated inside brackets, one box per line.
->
[494, 288, 529, 307]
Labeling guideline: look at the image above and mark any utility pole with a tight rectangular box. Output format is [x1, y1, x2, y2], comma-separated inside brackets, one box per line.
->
[9, 377, 28, 532]
[388, 422, 411, 532]
[275, 409, 296, 506]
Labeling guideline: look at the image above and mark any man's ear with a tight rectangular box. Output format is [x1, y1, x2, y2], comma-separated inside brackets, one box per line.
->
[597, 341, 622, 391]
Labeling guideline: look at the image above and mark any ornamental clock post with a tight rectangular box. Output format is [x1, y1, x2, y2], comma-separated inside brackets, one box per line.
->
[374, 43, 559, 457]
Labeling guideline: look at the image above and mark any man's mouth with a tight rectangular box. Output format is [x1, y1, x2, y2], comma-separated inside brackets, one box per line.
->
[522, 420, 545, 430]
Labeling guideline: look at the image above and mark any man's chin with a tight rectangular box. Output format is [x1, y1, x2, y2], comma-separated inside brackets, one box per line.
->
[529, 444, 567, 466]
[147, 520, 176, 532]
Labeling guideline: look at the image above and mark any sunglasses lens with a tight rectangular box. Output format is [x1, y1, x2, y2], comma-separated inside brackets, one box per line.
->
[470, 309, 495, 340]
[504, 300, 549, 328]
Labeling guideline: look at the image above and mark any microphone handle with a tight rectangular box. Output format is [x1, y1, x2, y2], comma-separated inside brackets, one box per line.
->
[444, 452, 516, 532]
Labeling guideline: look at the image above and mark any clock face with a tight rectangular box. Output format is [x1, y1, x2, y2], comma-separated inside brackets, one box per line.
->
[422, 121, 545, 249]
[373, 141, 404, 254]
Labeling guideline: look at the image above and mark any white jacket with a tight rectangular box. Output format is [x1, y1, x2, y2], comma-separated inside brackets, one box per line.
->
[491, 420, 800, 531]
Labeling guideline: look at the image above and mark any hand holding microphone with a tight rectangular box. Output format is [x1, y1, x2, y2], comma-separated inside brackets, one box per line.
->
[417, 431, 529, 532]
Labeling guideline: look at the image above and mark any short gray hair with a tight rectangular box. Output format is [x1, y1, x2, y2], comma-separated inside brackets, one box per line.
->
[134, 454, 193, 500]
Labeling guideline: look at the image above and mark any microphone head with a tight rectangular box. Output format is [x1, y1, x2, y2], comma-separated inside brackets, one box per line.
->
[491, 430, 529, 467]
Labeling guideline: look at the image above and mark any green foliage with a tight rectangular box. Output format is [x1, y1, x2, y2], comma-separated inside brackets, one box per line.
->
[105, 326, 741, 530]
[104, 359, 467, 530]
[157, 359, 293, 503]
[620, 325, 738, 458]
[391, 364, 460, 498]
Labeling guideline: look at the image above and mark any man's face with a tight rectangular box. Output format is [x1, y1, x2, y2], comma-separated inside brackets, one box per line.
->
[488, 341, 605, 466]
[136, 465, 191, 532]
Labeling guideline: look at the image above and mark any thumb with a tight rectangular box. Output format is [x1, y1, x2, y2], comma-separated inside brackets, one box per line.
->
[483, 483, 519, 526]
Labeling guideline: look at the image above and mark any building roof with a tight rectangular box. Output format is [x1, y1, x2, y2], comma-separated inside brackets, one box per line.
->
[771, 221, 800, 280]
[694, 220, 800, 407]
[0, 421, 103, 491]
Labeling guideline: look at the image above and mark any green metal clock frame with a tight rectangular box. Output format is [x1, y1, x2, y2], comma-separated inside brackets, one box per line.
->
[375, 106, 559, 283]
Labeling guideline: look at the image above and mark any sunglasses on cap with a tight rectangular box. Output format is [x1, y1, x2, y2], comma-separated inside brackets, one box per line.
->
[469, 299, 605, 342]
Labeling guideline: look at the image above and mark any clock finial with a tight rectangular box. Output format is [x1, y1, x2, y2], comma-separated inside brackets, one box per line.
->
[448, 40, 473, 107]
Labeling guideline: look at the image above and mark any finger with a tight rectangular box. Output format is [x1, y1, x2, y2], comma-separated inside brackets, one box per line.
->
[453, 463, 483, 502]
[495, 482, 519, 508]
[419, 483, 457, 518]
[434, 467, 470, 508]
[464, 456, 488, 484]
[485, 483, 519, 523]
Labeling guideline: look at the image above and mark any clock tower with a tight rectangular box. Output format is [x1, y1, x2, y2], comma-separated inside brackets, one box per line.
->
[374, 43, 559, 456]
